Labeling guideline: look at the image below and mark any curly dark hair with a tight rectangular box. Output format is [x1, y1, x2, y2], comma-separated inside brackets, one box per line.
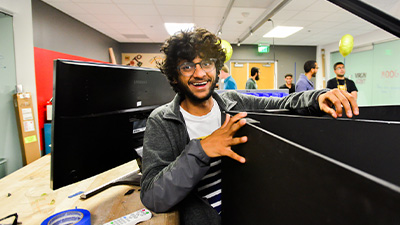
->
[158, 28, 226, 95]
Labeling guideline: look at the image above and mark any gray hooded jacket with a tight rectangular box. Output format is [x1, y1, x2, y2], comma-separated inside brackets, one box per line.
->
[140, 89, 327, 225]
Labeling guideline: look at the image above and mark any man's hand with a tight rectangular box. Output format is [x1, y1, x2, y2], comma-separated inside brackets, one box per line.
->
[200, 112, 248, 163]
[318, 89, 359, 118]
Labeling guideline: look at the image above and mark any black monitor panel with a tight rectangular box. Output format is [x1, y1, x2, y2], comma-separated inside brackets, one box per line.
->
[51, 60, 175, 190]
[233, 111, 400, 187]
[222, 123, 400, 225]
[354, 105, 400, 121]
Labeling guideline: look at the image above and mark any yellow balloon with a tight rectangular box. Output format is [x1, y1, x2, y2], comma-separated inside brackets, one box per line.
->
[220, 40, 233, 62]
[339, 34, 354, 57]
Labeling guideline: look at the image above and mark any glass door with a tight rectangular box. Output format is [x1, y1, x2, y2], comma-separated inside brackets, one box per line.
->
[0, 11, 22, 177]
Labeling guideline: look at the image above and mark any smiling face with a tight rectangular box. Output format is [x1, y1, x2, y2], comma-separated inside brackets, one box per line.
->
[176, 56, 217, 103]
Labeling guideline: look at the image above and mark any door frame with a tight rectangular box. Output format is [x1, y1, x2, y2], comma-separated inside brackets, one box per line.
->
[229, 60, 278, 89]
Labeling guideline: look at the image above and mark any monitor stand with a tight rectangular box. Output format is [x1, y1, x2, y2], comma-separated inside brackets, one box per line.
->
[80, 168, 141, 199]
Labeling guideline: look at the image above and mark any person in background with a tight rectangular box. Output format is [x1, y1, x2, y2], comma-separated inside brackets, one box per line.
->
[140, 28, 359, 225]
[327, 62, 358, 100]
[279, 73, 295, 94]
[245, 67, 259, 89]
[219, 64, 237, 89]
[295, 60, 318, 92]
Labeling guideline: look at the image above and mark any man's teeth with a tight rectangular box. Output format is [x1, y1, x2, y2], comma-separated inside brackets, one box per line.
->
[193, 81, 207, 86]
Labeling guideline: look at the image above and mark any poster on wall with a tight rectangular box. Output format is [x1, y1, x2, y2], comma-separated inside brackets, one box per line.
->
[122, 53, 165, 68]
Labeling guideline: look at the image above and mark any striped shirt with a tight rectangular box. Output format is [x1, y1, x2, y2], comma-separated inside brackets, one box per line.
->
[180, 98, 222, 214]
[197, 157, 222, 214]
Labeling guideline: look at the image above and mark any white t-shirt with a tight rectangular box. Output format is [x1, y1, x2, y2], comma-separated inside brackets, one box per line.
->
[179, 98, 223, 214]
[179, 98, 221, 140]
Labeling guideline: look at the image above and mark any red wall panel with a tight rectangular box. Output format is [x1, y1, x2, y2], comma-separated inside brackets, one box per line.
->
[34, 47, 107, 152]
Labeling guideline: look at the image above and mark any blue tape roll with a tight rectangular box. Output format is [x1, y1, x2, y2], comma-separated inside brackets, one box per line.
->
[41, 208, 91, 225]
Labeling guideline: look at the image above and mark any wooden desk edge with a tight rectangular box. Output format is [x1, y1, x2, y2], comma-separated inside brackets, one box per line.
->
[0, 155, 179, 225]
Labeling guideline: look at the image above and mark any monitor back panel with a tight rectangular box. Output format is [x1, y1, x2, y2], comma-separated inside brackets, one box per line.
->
[231, 111, 400, 187]
[51, 60, 175, 189]
[222, 123, 400, 224]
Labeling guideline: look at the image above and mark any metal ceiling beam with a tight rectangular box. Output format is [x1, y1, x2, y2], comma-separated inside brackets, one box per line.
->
[327, 0, 400, 38]
[215, 0, 236, 35]
[237, 0, 292, 44]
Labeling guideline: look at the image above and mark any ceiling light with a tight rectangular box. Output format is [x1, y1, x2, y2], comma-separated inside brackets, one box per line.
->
[263, 26, 303, 38]
[164, 23, 195, 35]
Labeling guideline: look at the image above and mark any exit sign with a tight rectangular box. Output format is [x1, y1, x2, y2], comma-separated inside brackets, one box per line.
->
[258, 44, 270, 53]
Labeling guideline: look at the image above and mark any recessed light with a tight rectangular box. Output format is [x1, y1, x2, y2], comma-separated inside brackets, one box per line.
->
[263, 26, 303, 38]
[164, 23, 195, 35]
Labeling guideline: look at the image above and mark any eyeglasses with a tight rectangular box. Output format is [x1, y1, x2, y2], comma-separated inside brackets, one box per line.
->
[336, 66, 345, 70]
[177, 58, 216, 77]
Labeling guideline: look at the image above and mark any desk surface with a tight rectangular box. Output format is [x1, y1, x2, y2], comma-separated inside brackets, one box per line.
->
[0, 155, 178, 224]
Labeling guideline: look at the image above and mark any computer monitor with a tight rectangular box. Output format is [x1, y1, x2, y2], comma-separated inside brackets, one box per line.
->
[51, 59, 175, 190]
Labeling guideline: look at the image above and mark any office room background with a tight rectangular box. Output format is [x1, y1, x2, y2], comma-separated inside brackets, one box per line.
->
[1, 0, 399, 176]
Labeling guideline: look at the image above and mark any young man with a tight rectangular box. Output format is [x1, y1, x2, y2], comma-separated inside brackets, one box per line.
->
[140, 28, 358, 225]
[219, 64, 237, 89]
[279, 73, 295, 93]
[245, 67, 259, 89]
[327, 62, 358, 99]
[295, 60, 318, 92]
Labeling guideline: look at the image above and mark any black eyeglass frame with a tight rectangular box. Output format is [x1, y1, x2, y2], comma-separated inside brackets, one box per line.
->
[177, 58, 217, 77]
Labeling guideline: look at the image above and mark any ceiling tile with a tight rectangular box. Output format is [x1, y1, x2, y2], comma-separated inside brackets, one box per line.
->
[282, 0, 318, 11]
[195, 6, 225, 16]
[84, 21, 111, 30]
[194, 16, 221, 25]
[270, 10, 300, 21]
[112, 0, 153, 4]
[45, 2, 86, 14]
[70, 13, 100, 22]
[162, 16, 194, 23]
[195, 0, 230, 7]
[320, 12, 355, 22]
[119, 4, 159, 16]
[43, 0, 73, 2]
[282, 19, 313, 27]
[76, 3, 123, 14]
[96, 14, 132, 23]
[306, 0, 341, 12]
[233, 0, 275, 8]
[71, 0, 112, 3]
[105, 22, 139, 30]
[135, 22, 165, 31]
[115, 27, 144, 34]
[292, 11, 330, 21]
[228, 7, 265, 20]
[128, 15, 164, 25]
[154, 0, 194, 6]
[157, 5, 193, 16]
[41, 0, 395, 45]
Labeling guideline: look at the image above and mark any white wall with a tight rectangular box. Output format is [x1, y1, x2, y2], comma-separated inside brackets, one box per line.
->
[316, 29, 398, 89]
[0, 0, 39, 172]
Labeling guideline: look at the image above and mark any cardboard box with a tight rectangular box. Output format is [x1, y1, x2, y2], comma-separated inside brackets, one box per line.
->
[13, 92, 41, 165]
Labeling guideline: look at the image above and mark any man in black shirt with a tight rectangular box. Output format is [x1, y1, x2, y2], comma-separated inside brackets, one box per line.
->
[327, 62, 358, 99]
[279, 73, 295, 94]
